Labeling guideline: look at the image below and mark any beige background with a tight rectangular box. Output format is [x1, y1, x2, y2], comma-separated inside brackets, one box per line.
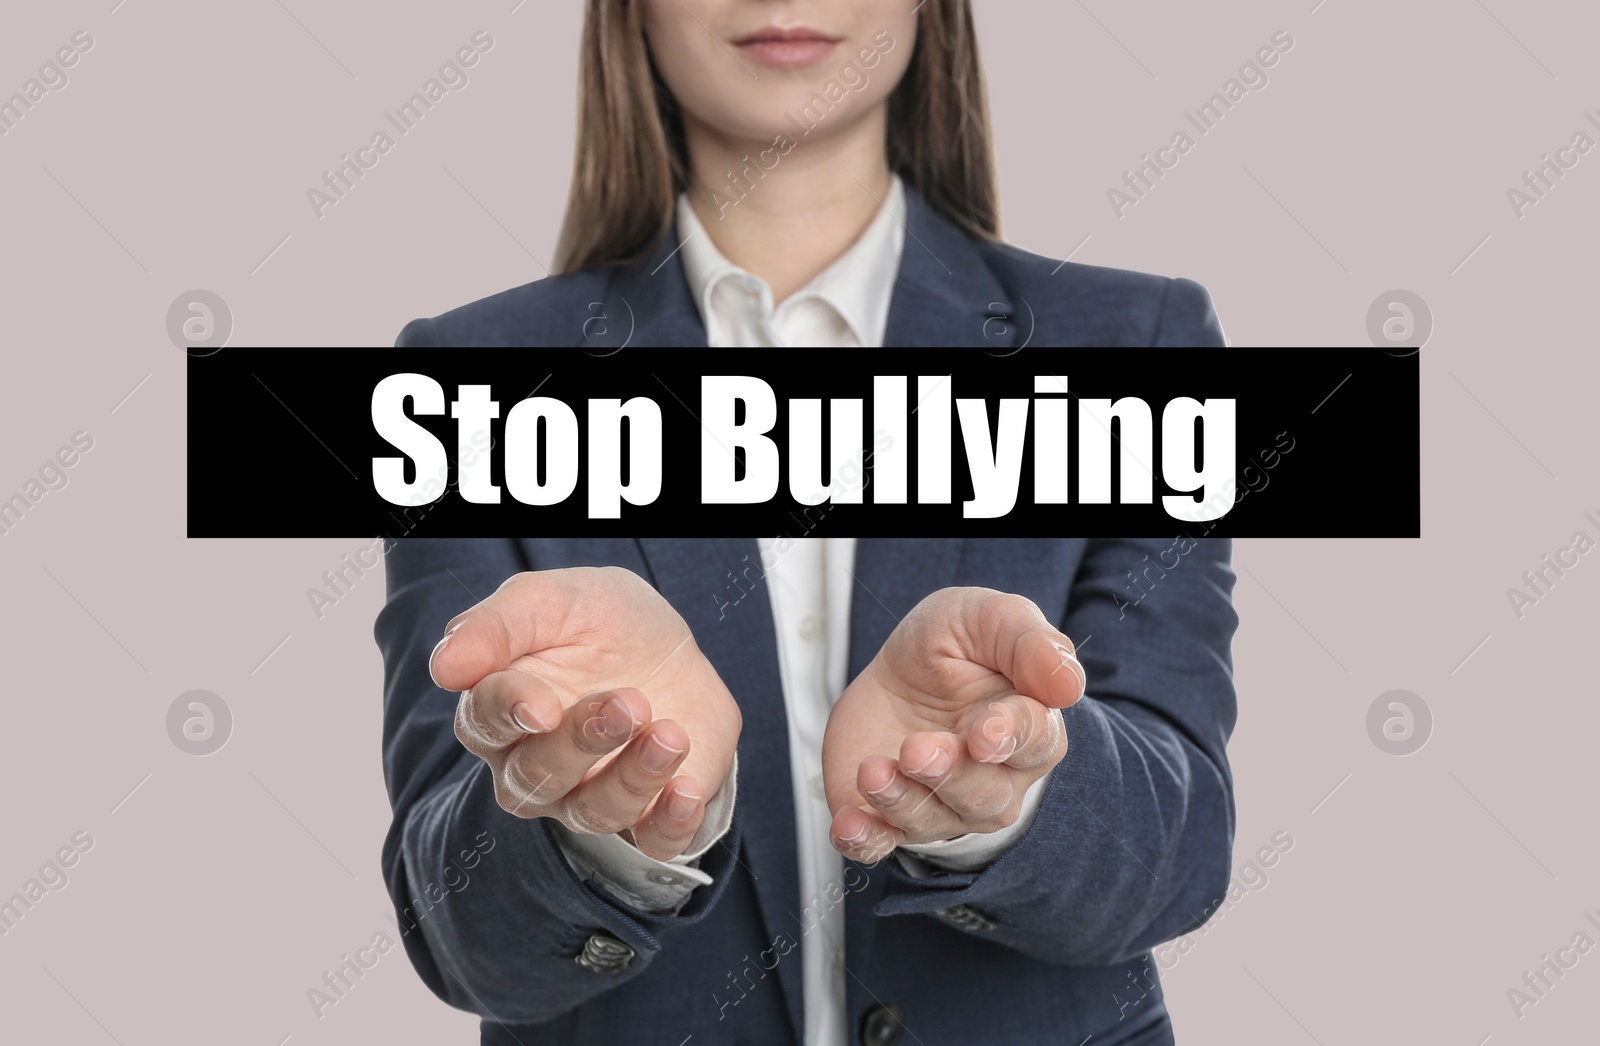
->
[1, 0, 1594, 1043]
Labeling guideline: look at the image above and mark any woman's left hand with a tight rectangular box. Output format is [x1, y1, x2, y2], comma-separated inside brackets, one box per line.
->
[820, 588, 1086, 862]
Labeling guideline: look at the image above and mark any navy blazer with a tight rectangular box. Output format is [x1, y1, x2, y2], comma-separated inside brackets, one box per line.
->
[393, 184, 1225, 348]
[378, 538, 1239, 1045]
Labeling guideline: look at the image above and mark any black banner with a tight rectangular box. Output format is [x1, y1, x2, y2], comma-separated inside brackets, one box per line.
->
[187, 349, 1418, 538]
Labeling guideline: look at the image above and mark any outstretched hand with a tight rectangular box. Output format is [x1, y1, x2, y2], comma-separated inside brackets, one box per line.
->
[821, 588, 1085, 862]
[430, 566, 742, 861]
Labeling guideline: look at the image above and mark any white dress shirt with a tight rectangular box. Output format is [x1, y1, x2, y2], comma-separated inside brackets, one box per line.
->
[675, 174, 908, 347]
[552, 180, 1052, 1044]
[751, 540, 1050, 1046]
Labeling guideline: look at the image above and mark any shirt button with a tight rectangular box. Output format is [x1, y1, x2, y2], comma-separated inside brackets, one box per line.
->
[798, 615, 824, 641]
[647, 870, 684, 886]
[809, 773, 826, 801]
[832, 947, 845, 977]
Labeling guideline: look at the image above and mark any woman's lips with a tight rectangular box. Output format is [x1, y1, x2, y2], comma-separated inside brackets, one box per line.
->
[733, 28, 841, 69]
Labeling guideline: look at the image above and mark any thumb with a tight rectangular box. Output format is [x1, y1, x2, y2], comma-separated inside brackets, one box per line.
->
[959, 590, 1086, 710]
[428, 604, 517, 692]
[1008, 627, 1087, 709]
[429, 569, 573, 691]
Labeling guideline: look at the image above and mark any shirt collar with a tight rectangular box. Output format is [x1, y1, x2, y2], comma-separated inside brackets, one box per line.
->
[675, 174, 907, 346]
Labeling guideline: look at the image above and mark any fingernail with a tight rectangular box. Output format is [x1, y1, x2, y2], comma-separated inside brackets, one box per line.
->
[640, 733, 686, 774]
[865, 773, 907, 804]
[908, 748, 951, 780]
[836, 822, 870, 846]
[1054, 643, 1087, 691]
[428, 633, 451, 686]
[666, 787, 701, 821]
[981, 737, 1019, 763]
[978, 703, 1019, 763]
[511, 702, 550, 734]
[585, 695, 636, 743]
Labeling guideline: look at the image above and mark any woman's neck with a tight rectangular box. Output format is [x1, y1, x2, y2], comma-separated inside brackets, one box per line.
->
[683, 110, 894, 303]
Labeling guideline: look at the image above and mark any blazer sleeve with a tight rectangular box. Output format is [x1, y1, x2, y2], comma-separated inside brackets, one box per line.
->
[376, 538, 745, 1025]
[872, 537, 1239, 967]
[394, 318, 439, 348]
[1152, 277, 1228, 347]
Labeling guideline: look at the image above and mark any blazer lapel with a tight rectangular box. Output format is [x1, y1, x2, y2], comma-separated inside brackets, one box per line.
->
[884, 187, 1025, 348]
[577, 185, 1022, 348]
[579, 226, 710, 347]
[634, 538, 805, 1040]
[845, 538, 965, 680]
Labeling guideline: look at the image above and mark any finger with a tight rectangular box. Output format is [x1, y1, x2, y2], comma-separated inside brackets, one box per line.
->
[430, 570, 590, 691]
[955, 590, 1087, 710]
[966, 696, 1067, 773]
[562, 719, 692, 836]
[453, 670, 566, 757]
[857, 755, 964, 843]
[497, 687, 650, 818]
[900, 730, 1019, 831]
[628, 775, 708, 861]
[830, 804, 904, 863]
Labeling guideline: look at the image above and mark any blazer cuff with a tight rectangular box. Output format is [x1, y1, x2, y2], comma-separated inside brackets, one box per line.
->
[873, 698, 1122, 919]
[895, 766, 1053, 876]
[551, 754, 738, 914]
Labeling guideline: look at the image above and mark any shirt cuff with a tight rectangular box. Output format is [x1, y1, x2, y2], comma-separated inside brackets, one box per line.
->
[895, 766, 1052, 877]
[551, 753, 738, 914]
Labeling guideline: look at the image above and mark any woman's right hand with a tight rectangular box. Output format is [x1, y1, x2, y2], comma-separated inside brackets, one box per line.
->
[428, 566, 742, 861]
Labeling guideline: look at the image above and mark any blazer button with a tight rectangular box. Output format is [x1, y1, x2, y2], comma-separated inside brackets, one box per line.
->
[574, 933, 636, 973]
[935, 904, 999, 932]
[860, 1004, 906, 1046]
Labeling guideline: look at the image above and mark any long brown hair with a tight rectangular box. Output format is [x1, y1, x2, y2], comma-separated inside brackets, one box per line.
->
[553, 0, 998, 274]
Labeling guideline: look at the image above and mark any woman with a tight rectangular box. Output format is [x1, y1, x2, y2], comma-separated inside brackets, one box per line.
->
[395, 0, 1226, 349]
[380, 6, 1238, 1045]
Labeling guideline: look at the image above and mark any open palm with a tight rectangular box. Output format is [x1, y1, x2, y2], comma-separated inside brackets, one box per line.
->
[821, 588, 1086, 859]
